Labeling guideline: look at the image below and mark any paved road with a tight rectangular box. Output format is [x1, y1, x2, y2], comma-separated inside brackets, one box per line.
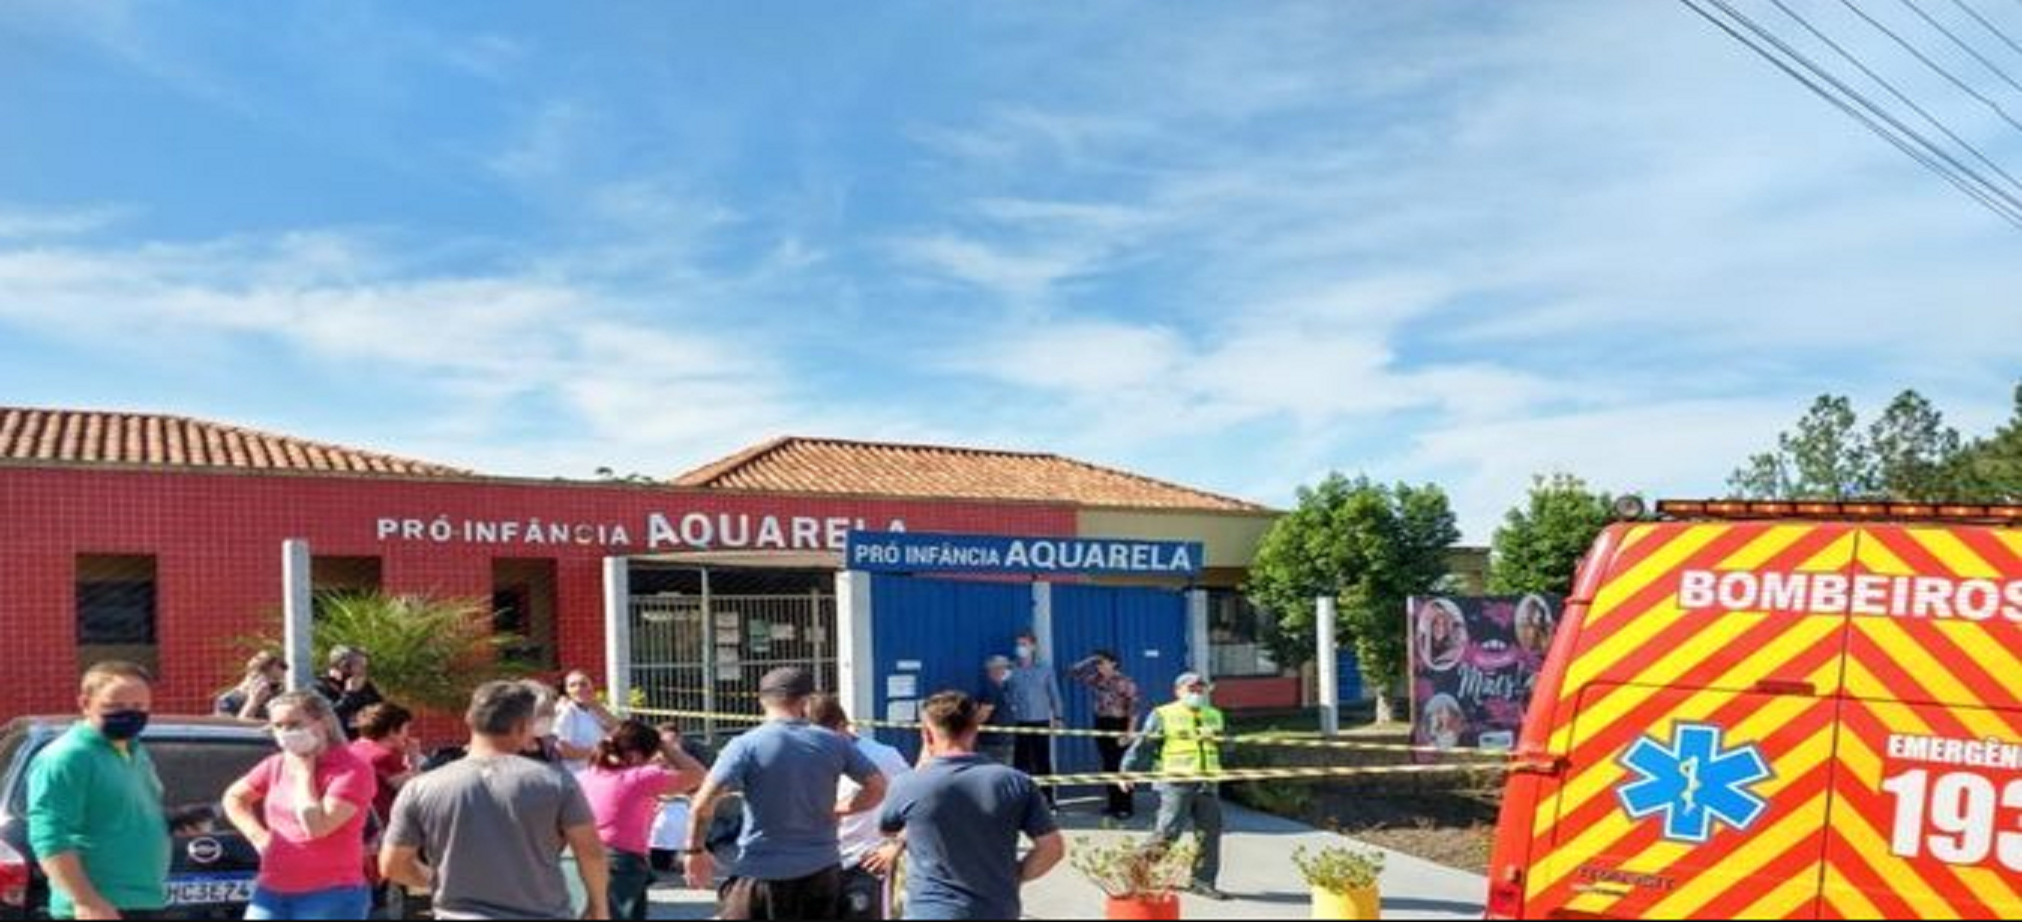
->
[649, 794, 1486, 920]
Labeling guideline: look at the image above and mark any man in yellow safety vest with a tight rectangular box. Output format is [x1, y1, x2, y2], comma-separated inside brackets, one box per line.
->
[1121, 672, 1230, 901]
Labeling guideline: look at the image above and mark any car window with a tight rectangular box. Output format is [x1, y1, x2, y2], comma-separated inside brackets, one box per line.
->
[8, 736, 273, 820]
[148, 740, 273, 811]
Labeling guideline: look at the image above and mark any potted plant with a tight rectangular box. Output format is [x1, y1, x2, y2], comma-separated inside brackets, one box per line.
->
[1071, 837, 1202, 920]
[1293, 844, 1385, 920]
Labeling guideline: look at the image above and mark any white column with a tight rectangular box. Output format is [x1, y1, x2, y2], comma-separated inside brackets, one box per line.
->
[1032, 581, 1059, 774]
[1317, 596, 1340, 738]
[603, 557, 632, 715]
[1187, 589, 1211, 681]
[282, 540, 314, 693]
[836, 570, 877, 731]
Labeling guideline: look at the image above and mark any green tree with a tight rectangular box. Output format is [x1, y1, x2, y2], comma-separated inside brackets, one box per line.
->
[1729, 395, 1874, 500]
[1957, 383, 2022, 502]
[1245, 474, 1459, 724]
[244, 593, 532, 714]
[1867, 391, 1965, 502]
[1488, 475, 1615, 597]
[1730, 390, 1982, 502]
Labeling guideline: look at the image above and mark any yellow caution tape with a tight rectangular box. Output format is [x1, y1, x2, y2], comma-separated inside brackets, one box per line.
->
[1024, 763, 1506, 788]
[625, 705, 1507, 760]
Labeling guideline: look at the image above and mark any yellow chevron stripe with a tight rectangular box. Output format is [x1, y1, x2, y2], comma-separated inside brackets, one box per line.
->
[1563, 607, 1767, 715]
[1821, 864, 1885, 921]
[1534, 633, 1841, 857]
[1841, 709, 2022, 913]
[1799, 529, 1861, 571]
[1854, 532, 1914, 576]
[1649, 790, 1831, 918]
[1953, 866, 2022, 919]
[1906, 527, 2001, 579]
[1582, 525, 1730, 631]
[1567, 614, 1770, 747]
[1618, 523, 1660, 553]
[1739, 860, 1826, 920]
[1830, 791, 1963, 920]
[1931, 620, 2022, 696]
[1531, 693, 1823, 897]
[1594, 721, 1835, 918]
[1999, 528, 2020, 558]
[1851, 621, 2011, 738]
[1719, 524, 1828, 571]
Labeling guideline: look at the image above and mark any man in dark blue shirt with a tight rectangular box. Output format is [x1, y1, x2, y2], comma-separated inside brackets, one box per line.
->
[867, 692, 1065, 921]
[973, 656, 1015, 766]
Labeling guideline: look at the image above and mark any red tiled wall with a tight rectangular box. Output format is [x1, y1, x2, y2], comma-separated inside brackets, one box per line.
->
[1211, 676, 1302, 711]
[0, 467, 1080, 729]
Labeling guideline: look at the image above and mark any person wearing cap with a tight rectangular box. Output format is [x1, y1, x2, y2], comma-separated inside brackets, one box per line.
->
[682, 667, 889, 921]
[1121, 672, 1231, 902]
[974, 656, 1016, 767]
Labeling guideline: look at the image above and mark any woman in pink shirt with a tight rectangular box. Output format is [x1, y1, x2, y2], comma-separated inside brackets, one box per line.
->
[575, 720, 707, 921]
[223, 691, 379, 921]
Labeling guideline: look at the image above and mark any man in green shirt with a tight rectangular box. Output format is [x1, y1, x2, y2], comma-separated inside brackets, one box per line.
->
[29, 661, 173, 920]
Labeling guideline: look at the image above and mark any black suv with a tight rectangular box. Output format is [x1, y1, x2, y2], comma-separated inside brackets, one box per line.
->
[0, 717, 273, 920]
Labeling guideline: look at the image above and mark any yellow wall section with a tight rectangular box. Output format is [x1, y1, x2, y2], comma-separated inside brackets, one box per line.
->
[1076, 508, 1277, 571]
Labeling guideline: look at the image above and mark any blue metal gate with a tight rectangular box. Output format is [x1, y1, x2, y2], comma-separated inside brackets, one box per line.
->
[1052, 583, 1190, 776]
[869, 575, 1032, 761]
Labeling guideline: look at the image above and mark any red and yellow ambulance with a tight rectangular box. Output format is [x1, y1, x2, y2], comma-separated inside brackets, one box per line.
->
[1488, 500, 2022, 919]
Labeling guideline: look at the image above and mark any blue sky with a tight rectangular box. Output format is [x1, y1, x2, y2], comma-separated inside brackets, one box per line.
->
[2, 0, 2018, 539]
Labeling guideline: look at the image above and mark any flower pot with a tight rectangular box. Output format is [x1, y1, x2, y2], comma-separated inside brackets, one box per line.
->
[1107, 893, 1182, 920]
[1312, 884, 1380, 920]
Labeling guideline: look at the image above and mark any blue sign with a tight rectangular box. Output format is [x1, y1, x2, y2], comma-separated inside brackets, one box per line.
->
[1618, 723, 1773, 844]
[846, 531, 1205, 577]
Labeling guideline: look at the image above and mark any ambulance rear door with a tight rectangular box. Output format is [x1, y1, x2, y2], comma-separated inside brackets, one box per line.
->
[1819, 525, 2022, 919]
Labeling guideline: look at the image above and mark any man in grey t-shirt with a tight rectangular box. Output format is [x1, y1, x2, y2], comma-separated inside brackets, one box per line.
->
[381, 681, 609, 921]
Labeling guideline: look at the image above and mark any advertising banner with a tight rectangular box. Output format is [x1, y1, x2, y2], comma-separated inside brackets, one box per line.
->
[1409, 594, 1565, 753]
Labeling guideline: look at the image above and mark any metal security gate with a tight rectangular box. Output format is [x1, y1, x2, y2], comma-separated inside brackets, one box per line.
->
[628, 566, 837, 742]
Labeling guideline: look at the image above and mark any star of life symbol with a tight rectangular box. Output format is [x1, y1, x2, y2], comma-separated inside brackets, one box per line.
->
[1618, 723, 1773, 845]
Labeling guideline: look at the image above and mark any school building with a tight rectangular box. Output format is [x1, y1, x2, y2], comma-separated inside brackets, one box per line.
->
[0, 407, 1306, 721]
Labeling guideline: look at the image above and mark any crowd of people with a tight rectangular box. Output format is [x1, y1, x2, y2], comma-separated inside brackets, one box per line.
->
[28, 640, 1231, 920]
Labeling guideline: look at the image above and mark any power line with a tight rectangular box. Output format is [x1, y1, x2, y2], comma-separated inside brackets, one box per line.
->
[1835, 0, 2022, 136]
[1767, 0, 2022, 197]
[1945, 0, 2022, 62]
[1701, 0, 2022, 218]
[1896, 0, 2022, 95]
[1677, 0, 2022, 228]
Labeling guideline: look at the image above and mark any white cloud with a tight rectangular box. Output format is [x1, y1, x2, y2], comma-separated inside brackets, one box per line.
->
[0, 204, 131, 239]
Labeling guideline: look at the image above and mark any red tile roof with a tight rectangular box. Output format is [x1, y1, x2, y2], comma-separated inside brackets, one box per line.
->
[0, 407, 473, 478]
[675, 437, 1268, 512]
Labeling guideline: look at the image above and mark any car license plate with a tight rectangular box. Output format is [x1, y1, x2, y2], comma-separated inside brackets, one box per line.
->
[166, 876, 256, 907]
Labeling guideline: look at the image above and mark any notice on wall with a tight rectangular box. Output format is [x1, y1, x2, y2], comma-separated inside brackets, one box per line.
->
[887, 701, 918, 725]
[1408, 594, 1565, 754]
[896, 660, 923, 672]
[887, 675, 919, 699]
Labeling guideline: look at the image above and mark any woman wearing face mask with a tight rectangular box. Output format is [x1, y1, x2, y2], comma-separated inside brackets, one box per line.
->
[224, 692, 380, 921]
[575, 721, 708, 921]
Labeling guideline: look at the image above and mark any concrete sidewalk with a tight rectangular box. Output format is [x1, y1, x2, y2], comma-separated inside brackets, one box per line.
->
[649, 796, 1486, 920]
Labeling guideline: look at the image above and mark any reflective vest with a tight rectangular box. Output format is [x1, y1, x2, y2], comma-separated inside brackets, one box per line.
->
[1156, 702, 1225, 776]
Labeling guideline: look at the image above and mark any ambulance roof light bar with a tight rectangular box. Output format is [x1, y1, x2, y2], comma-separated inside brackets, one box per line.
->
[1657, 499, 2021, 524]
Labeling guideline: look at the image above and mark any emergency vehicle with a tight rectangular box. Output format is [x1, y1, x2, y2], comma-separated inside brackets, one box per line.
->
[1487, 500, 2022, 919]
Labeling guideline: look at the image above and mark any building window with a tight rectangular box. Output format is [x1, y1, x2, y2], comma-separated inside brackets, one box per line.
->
[313, 557, 382, 598]
[494, 559, 558, 669]
[77, 555, 159, 673]
[1207, 590, 1280, 678]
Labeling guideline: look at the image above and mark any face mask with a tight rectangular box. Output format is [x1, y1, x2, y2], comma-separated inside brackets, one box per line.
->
[275, 727, 322, 756]
[1182, 693, 1209, 710]
[99, 710, 150, 742]
[533, 718, 556, 738]
[1016, 644, 1036, 660]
